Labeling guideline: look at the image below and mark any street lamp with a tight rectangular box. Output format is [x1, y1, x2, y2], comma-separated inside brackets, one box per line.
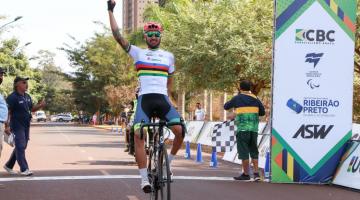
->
[0, 16, 23, 30]
[13, 41, 32, 54]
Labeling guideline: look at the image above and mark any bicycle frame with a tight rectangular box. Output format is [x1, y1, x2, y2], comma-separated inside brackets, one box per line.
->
[140, 118, 186, 200]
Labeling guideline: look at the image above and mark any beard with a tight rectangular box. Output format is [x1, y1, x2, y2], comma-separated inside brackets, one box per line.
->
[146, 39, 161, 49]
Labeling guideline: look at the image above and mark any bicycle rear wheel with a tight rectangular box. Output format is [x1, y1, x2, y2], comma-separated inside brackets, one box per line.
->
[156, 144, 171, 200]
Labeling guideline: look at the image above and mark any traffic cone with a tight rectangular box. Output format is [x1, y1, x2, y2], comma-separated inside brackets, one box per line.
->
[210, 147, 218, 168]
[264, 151, 270, 182]
[196, 143, 203, 163]
[184, 141, 191, 159]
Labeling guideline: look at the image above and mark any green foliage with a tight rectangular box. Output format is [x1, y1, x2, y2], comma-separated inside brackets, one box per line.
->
[62, 27, 138, 115]
[144, 0, 273, 93]
[354, 3, 359, 120]
[354, 67, 359, 122]
[31, 50, 73, 113]
[0, 37, 45, 102]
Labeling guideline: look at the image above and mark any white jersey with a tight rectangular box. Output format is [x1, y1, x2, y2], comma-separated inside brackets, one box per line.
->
[194, 108, 206, 121]
[128, 45, 175, 96]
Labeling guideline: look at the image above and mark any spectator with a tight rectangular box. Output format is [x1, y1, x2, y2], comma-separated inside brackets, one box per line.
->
[193, 102, 206, 121]
[0, 68, 8, 180]
[224, 80, 265, 181]
[92, 114, 97, 125]
[4, 77, 46, 176]
[125, 101, 135, 153]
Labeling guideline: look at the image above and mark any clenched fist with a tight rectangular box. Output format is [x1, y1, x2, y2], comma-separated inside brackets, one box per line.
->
[107, 0, 116, 12]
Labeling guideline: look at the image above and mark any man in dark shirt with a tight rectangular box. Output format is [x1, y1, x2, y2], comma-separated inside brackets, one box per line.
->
[3, 77, 45, 176]
[224, 80, 265, 181]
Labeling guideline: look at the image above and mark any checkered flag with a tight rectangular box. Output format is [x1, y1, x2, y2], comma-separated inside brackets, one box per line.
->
[212, 120, 237, 152]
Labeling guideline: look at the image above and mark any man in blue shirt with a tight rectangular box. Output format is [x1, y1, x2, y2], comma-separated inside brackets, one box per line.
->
[0, 68, 8, 169]
[3, 76, 45, 176]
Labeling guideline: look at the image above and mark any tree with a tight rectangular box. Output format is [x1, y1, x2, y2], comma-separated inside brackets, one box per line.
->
[0, 38, 45, 102]
[144, 0, 273, 95]
[353, 3, 360, 121]
[31, 50, 73, 113]
[105, 85, 136, 122]
[61, 25, 138, 118]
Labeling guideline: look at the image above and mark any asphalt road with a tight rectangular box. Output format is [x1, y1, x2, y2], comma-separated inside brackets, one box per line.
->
[0, 124, 358, 200]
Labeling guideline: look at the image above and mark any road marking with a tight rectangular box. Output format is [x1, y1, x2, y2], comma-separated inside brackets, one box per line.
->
[127, 196, 140, 200]
[100, 170, 110, 175]
[0, 175, 234, 182]
[55, 126, 96, 161]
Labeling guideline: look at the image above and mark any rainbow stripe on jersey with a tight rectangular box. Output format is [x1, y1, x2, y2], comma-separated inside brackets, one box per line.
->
[135, 61, 170, 77]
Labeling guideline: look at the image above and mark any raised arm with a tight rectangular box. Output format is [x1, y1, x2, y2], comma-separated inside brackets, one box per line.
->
[32, 99, 46, 112]
[108, 0, 130, 52]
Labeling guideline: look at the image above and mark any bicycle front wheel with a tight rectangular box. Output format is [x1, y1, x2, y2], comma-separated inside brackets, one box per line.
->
[157, 144, 171, 200]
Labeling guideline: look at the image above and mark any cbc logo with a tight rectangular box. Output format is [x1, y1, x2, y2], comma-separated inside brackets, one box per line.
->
[296, 29, 335, 43]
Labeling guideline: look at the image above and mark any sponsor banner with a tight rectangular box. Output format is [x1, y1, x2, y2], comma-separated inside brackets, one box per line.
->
[258, 123, 271, 168]
[197, 122, 222, 146]
[272, 0, 356, 183]
[184, 121, 205, 143]
[333, 141, 360, 190]
[234, 155, 242, 164]
[223, 144, 238, 163]
[352, 123, 360, 141]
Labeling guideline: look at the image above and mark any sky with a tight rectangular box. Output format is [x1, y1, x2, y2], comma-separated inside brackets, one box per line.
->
[0, 0, 123, 73]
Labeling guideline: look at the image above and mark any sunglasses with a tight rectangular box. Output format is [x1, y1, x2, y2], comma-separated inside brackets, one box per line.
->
[21, 81, 28, 84]
[146, 31, 161, 38]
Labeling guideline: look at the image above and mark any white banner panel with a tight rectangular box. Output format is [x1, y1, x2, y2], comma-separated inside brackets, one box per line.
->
[222, 144, 238, 162]
[258, 135, 271, 169]
[184, 121, 205, 143]
[271, 0, 356, 183]
[352, 123, 360, 141]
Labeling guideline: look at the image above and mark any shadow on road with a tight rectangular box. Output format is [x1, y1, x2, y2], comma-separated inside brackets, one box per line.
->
[63, 160, 137, 166]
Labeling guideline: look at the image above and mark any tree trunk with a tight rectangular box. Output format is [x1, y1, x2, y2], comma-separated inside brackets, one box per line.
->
[219, 92, 227, 121]
[207, 90, 213, 121]
[177, 91, 185, 119]
[203, 90, 208, 118]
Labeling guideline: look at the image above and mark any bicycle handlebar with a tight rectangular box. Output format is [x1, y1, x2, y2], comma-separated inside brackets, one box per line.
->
[140, 120, 186, 140]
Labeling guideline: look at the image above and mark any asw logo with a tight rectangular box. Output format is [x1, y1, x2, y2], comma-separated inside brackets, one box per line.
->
[293, 124, 334, 139]
[305, 53, 324, 68]
[296, 29, 335, 44]
[347, 156, 360, 173]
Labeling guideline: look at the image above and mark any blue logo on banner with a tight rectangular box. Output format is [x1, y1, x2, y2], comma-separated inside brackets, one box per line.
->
[305, 53, 324, 68]
[286, 98, 303, 114]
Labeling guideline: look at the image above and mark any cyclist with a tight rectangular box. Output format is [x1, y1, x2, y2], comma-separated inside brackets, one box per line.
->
[107, 0, 184, 193]
[126, 88, 139, 156]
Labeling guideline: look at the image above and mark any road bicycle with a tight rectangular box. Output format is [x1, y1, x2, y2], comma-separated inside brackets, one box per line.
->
[140, 118, 186, 200]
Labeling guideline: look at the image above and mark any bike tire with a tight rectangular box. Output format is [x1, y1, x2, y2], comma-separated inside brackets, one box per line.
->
[157, 144, 171, 200]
